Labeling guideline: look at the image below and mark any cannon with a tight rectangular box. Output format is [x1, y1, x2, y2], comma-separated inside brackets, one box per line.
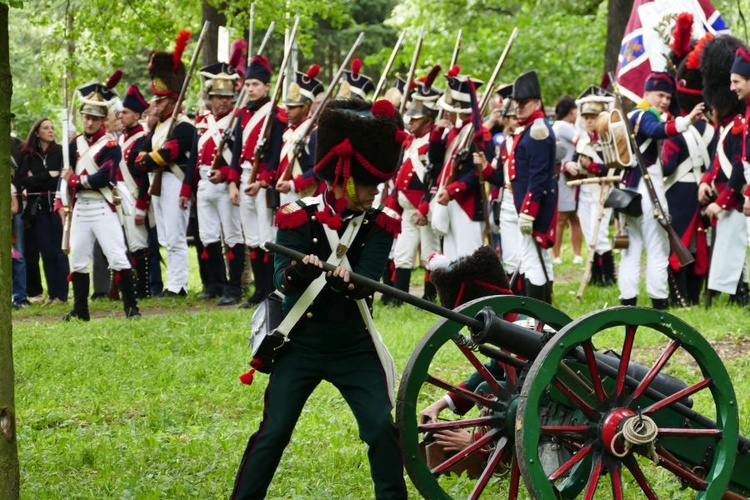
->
[266, 242, 750, 499]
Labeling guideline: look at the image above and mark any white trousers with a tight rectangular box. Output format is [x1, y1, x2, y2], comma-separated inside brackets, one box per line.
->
[617, 178, 669, 300]
[196, 166, 243, 246]
[578, 184, 612, 253]
[240, 165, 276, 249]
[519, 233, 554, 286]
[708, 209, 747, 294]
[152, 171, 190, 293]
[279, 190, 300, 207]
[393, 194, 441, 269]
[117, 181, 148, 252]
[442, 201, 483, 262]
[499, 191, 521, 274]
[70, 194, 131, 273]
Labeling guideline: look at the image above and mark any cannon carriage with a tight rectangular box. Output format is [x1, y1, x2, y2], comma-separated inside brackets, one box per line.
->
[266, 242, 750, 499]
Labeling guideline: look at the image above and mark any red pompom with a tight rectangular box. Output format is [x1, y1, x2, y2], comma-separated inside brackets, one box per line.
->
[239, 368, 256, 385]
[173, 30, 192, 72]
[686, 33, 713, 70]
[306, 64, 320, 79]
[106, 69, 123, 90]
[352, 58, 362, 76]
[671, 12, 694, 59]
[372, 99, 396, 118]
[447, 65, 461, 78]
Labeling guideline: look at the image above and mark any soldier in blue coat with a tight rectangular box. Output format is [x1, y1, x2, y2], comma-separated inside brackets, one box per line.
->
[507, 71, 557, 303]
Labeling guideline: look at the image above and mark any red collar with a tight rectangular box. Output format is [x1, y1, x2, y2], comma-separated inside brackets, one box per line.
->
[517, 110, 545, 127]
[84, 126, 106, 145]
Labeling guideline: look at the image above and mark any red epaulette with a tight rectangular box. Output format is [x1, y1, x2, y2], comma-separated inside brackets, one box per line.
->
[731, 115, 744, 135]
[374, 206, 402, 236]
[275, 200, 311, 229]
[277, 107, 288, 124]
[106, 140, 119, 148]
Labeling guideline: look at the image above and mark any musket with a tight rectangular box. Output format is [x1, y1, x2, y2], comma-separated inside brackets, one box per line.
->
[149, 21, 211, 196]
[372, 29, 406, 101]
[608, 71, 695, 267]
[209, 21, 276, 173]
[60, 65, 73, 254]
[280, 32, 366, 183]
[248, 3, 255, 58]
[399, 27, 424, 116]
[436, 30, 462, 122]
[248, 17, 299, 188]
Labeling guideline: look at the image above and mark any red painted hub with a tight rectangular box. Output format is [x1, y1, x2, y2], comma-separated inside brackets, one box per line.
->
[600, 408, 636, 455]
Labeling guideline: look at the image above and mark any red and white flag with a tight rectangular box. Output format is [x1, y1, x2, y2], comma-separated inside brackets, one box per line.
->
[616, 0, 730, 103]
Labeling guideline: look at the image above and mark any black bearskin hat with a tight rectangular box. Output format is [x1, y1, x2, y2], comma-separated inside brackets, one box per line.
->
[148, 30, 190, 100]
[314, 98, 406, 187]
[667, 13, 704, 114]
[429, 246, 511, 309]
[701, 35, 747, 120]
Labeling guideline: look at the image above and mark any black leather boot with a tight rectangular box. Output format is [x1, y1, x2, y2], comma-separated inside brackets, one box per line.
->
[589, 253, 603, 286]
[651, 298, 668, 310]
[198, 243, 225, 300]
[240, 249, 266, 309]
[620, 297, 637, 306]
[63, 272, 91, 321]
[132, 249, 151, 298]
[218, 244, 246, 306]
[390, 268, 411, 306]
[422, 271, 437, 302]
[525, 278, 552, 304]
[380, 260, 395, 305]
[117, 269, 141, 318]
[600, 251, 617, 287]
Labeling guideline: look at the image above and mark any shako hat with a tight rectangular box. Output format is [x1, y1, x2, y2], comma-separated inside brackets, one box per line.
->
[496, 84, 516, 117]
[245, 55, 272, 84]
[576, 85, 613, 116]
[314, 98, 406, 188]
[121, 84, 149, 114]
[437, 65, 484, 114]
[405, 65, 442, 119]
[77, 69, 122, 118]
[148, 30, 190, 101]
[337, 59, 375, 101]
[285, 64, 324, 106]
[429, 246, 511, 309]
[731, 46, 750, 78]
[511, 71, 542, 101]
[199, 62, 239, 97]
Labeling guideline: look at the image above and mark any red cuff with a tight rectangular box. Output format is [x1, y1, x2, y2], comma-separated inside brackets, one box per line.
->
[135, 198, 149, 211]
[520, 192, 540, 218]
[383, 195, 401, 214]
[53, 198, 63, 212]
[445, 181, 467, 199]
[587, 162, 603, 175]
[430, 128, 444, 142]
[226, 167, 240, 185]
[292, 175, 316, 193]
[257, 170, 272, 185]
[179, 183, 193, 199]
[418, 201, 430, 216]
[482, 164, 494, 180]
[68, 174, 80, 189]
[665, 121, 678, 136]
[700, 172, 713, 185]
[716, 188, 735, 209]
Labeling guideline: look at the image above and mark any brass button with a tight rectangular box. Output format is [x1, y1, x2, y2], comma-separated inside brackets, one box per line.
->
[306, 312, 313, 318]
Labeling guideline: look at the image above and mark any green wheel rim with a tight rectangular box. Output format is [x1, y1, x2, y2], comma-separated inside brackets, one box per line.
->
[397, 295, 571, 499]
[516, 306, 739, 499]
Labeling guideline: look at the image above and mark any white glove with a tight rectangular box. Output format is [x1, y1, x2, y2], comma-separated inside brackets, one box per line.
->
[518, 213, 535, 235]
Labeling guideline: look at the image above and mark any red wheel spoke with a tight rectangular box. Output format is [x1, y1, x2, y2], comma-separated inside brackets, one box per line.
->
[623, 457, 658, 500]
[431, 428, 499, 476]
[644, 378, 712, 415]
[552, 377, 597, 418]
[509, 456, 521, 500]
[540, 425, 591, 437]
[549, 440, 594, 481]
[616, 325, 637, 398]
[610, 464, 624, 500]
[582, 340, 607, 403]
[657, 447, 709, 490]
[657, 427, 722, 438]
[630, 339, 680, 403]
[469, 436, 508, 500]
[419, 416, 496, 433]
[583, 454, 603, 500]
[456, 344, 506, 398]
[425, 374, 498, 410]
[502, 349, 518, 389]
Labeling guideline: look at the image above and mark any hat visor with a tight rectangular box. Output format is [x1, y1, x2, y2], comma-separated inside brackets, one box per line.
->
[79, 105, 108, 118]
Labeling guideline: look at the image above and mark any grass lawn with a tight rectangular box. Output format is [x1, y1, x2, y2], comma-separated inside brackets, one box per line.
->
[11, 244, 750, 498]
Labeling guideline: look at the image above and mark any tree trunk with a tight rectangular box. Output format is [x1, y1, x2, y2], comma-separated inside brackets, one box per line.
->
[0, 3, 20, 499]
[202, 0, 227, 66]
[604, 0, 635, 77]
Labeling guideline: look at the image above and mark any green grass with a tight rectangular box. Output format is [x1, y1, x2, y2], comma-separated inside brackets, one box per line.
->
[11, 244, 750, 498]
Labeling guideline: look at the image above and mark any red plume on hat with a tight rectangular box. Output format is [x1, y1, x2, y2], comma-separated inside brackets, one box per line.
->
[173, 30, 191, 72]
[105, 69, 123, 90]
[229, 38, 248, 74]
[351, 58, 362, 77]
[423, 65, 441, 91]
[447, 65, 461, 78]
[671, 13, 694, 60]
[306, 64, 320, 80]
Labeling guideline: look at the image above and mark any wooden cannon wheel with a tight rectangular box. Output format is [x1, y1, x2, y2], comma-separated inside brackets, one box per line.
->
[515, 306, 740, 499]
[396, 295, 572, 499]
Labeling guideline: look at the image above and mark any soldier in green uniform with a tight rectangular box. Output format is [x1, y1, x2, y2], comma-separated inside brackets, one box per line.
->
[231, 98, 408, 500]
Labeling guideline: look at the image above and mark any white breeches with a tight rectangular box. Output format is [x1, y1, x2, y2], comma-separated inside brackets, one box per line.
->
[441, 201, 483, 262]
[519, 233, 554, 286]
[578, 184, 612, 254]
[196, 166, 243, 247]
[499, 191, 521, 274]
[151, 171, 190, 293]
[240, 165, 276, 249]
[393, 195, 441, 269]
[117, 181, 148, 253]
[69, 194, 131, 273]
[708, 209, 747, 294]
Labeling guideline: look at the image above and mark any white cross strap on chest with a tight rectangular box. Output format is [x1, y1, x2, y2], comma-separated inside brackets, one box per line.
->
[198, 113, 233, 167]
[119, 131, 146, 195]
[716, 123, 735, 181]
[241, 101, 273, 155]
[273, 204, 365, 339]
[404, 134, 430, 183]
[151, 116, 189, 181]
[664, 124, 713, 191]
[75, 134, 115, 204]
